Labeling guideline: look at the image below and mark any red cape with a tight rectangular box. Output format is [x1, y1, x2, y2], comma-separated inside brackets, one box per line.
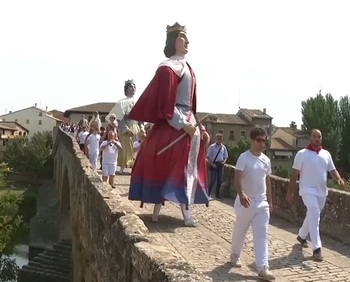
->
[129, 64, 197, 123]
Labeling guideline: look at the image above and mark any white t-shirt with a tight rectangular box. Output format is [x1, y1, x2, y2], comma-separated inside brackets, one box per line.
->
[100, 140, 121, 165]
[292, 148, 335, 197]
[87, 134, 100, 153]
[78, 131, 89, 144]
[235, 150, 271, 200]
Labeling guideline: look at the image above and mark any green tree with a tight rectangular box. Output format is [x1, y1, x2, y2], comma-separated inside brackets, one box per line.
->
[338, 95, 350, 174]
[0, 164, 25, 281]
[3, 131, 52, 177]
[301, 92, 342, 159]
[25, 131, 52, 177]
[226, 137, 251, 165]
[3, 137, 27, 172]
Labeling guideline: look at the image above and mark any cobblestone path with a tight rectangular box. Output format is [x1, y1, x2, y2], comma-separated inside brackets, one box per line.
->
[113, 172, 350, 282]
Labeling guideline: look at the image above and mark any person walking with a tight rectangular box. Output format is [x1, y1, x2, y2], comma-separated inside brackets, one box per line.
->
[286, 128, 344, 261]
[206, 133, 228, 198]
[231, 127, 275, 281]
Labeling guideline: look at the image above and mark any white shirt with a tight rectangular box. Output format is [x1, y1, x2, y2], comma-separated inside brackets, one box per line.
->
[133, 140, 142, 159]
[78, 131, 89, 144]
[235, 150, 271, 200]
[292, 148, 335, 197]
[100, 140, 121, 165]
[87, 133, 100, 153]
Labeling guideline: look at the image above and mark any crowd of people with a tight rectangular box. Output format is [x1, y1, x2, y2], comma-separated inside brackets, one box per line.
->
[59, 22, 345, 282]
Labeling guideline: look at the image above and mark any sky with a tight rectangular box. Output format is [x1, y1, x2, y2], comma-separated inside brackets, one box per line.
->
[1, 0, 350, 127]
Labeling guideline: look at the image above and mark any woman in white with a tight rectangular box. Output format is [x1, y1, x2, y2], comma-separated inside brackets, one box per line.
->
[85, 127, 100, 171]
[100, 131, 122, 188]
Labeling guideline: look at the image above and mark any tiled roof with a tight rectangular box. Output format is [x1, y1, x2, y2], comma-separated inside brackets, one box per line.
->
[50, 110, 69, 123]
[64, 102, 115, 117]
[239, 108, 272, 119]
[0, 121, 29, 132]
[279, 127, 303, 136]
[197, 112, 249, 125]
[270, 137, 296, 151]
[0, 123, 16, 131]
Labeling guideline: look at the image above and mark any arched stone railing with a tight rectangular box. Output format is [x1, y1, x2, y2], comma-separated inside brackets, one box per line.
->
[52, 127, 212, 282]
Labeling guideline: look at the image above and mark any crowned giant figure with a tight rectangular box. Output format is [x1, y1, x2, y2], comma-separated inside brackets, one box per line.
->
[128, 22, 210, 227]
[107, 80, 143, 174]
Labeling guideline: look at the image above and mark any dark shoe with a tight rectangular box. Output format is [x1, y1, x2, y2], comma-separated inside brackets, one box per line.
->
[297, 236, 308, 248]
[313, 248, 323, 261]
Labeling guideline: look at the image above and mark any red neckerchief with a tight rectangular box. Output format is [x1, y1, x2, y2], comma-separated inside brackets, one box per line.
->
[306, 144, 322, 154]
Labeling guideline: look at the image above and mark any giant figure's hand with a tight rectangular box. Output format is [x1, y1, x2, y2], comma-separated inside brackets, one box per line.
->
[183, 123, 196, 139]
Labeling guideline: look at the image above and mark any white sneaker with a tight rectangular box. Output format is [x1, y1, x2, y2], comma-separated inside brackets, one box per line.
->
[230, 254, 242, 268]
[184, 218, 198, 227]
[258, 265, 275, 281]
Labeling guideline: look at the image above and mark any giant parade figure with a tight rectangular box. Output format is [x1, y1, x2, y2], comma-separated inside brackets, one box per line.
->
[107, 80, 143, 174]
[128, 22, 209, 227]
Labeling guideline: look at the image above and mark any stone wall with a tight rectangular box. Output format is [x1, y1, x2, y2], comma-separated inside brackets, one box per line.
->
[53, 127, 212, 282]
[220, 165, 350, 245]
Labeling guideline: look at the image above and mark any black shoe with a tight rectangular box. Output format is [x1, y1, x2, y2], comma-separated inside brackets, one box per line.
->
[297, 236, 308, 248]
[313, 247, 323, 261]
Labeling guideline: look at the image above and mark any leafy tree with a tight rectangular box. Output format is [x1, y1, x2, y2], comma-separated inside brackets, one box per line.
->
[0, 164, 25, 281]
[301, 92, 342, 159]
[226, 137, 251, 165]
[338, 95, 350, 174]
[2, 137, 27, 172]
[3, 131, 52, 177]
[25, 131, 52, 177]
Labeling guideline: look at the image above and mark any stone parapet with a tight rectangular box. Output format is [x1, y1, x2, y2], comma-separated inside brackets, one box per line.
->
[220, 164, 350, 245]
[53, 127, 212, 282]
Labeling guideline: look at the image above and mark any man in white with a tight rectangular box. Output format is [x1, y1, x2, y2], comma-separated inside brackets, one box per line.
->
[100, 131, 122, 188]
[231, 127, 275, 281]
[85, 127, 100, 171]
[77, 126, 89, 151]
[286, 129, 344, 261]
[133, 131, 146, 160]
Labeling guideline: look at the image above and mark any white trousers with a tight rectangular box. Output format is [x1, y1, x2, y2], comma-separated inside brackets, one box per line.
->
[89, 151, 99, 171]
[231, 197, 270, 271]
[298, 194, 326, 251]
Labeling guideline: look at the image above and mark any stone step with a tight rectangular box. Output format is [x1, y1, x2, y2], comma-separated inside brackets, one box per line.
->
[20, 267, 70, 282]
[18, 240, 72, 282]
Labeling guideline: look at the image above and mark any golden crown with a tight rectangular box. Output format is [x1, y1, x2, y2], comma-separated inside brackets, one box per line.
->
[166, 22, 186, 34]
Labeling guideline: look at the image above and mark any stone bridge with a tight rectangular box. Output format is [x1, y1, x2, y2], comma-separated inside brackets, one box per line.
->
[23, 127, 350, 281]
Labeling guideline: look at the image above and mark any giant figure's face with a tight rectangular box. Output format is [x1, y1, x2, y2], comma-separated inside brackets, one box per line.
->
[126, 83, 136, 96]
[175, 32, 189, 56]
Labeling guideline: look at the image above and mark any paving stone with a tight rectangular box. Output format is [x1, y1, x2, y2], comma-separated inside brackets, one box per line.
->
[111, 171, 350, 282]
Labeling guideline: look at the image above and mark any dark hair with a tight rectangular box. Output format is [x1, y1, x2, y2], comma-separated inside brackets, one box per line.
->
[163, 31, 180, 58]
[100, 126, 105, 131]
[250, 127, 266, 139]
[124, 82, 136, 96]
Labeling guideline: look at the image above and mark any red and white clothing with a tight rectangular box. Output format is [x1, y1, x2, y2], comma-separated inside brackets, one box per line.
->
[292, 146, 335, 251]
[128, 55, 209, 206]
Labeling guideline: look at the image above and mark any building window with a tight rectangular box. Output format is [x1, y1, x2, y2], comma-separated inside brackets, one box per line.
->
[219, 129, 224, 135]
[26, 119, 30, 124]
[39, 112, 43, 116]
[101, 116, 106, 122]
[240, 130, 246, 137]
[88, 115, 93, 122]
[229, 131, 235, 141]
[38, 120, 42, 125]
[19, 132, 22, 136]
